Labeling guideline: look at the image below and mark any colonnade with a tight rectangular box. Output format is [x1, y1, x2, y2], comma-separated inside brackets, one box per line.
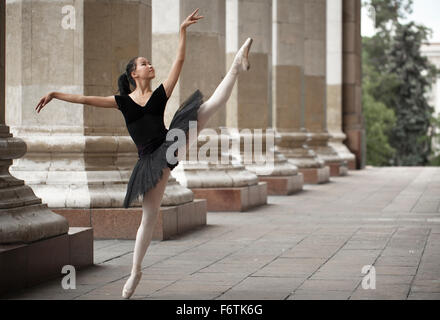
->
[1, 0, 364, 243]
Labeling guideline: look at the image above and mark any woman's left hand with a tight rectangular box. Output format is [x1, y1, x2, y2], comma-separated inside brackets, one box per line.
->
[180, 8, 204, 30]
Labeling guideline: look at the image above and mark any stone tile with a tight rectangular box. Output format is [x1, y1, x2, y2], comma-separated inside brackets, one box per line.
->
[146, 281, 231, 300]
[342, 240, 388, 250]
[350, 284, 410, 300]
[375, 255, 421, 267]
[217, 276, 304, 300]
[375, 275, 414, 285]
[407, 292, 440, 300]
[297, 279, 360, 292]
[84, 278, 175, 299]
[3, 281, 96, 300]
[287, 289, 352, 300]
[253, 257, 326, 278]
[179, 272, 247, 286]
[281, 246, 340, 259]
[410, 282, 440, 293]
[75, 293, 125, 300]
[374, 266, 418, 276]
[5, 167, 440, 300]
[75, 265, 129, 286]
[198, 262, 260, 274]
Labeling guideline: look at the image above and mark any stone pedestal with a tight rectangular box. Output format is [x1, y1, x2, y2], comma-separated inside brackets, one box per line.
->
[0, 227, 93, 296]
[276, 130, 330, 184]
[308, 132, 348, 177]
[0, 126, 70, 244]
[328, 130, 356, 170]
[171, 128, 268, 211]
[54, 198, 207, 240]
[229, 128, 304, 195]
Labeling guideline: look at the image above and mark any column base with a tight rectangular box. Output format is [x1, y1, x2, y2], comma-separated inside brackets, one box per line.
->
[190, 182, 268, 212]
[0, 227, 93, 296]
[348, 159, 357, 170]
[53, 199, 207, 241]
[328, 160, 349, 177]
[298, 166, 330, 184]
[258, 173, 304, 195]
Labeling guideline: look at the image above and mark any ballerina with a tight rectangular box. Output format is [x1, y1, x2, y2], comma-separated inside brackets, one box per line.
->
[35, 8, 253, 299]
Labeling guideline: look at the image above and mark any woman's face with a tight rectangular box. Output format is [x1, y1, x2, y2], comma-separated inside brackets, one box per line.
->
[133, 57, 155, 80]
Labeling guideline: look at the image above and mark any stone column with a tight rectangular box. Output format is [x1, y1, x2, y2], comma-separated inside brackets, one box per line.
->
[303, 0, 345, 177]
[6, 0, 204, 240]
[224, 0, 303, 194]
[7, 0, 144, 208]
[153, 0, 266, 211]
[1, 1, 92, 296]
[0, 0, 69, 244]
[342, 0, 365, 169]
[327, 0, 355, 170]
[273, 0, 329, 184]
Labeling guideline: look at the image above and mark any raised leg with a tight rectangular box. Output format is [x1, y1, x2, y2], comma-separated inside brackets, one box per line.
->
[197, 37, 253, 131]
[122, 166, 171, 299]
[176, 38, 253, 161]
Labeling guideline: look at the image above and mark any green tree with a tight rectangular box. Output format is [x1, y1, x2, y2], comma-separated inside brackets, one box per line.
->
[363, 90, 397, 166]
[387, 22, 438, 165]
[368, 0, 413, 29]
[362, 38, 398, 165]
[362, 0, 439, 166]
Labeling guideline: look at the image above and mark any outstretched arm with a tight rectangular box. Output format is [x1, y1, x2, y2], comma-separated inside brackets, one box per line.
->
[162, 8, 204, 99]
[35, 92, 117, 113]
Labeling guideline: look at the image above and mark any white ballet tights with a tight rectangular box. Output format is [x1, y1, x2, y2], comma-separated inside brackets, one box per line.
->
[122, 166, 170, 297]
[177, 37, 253, 159]
[123, 38, 252, 298]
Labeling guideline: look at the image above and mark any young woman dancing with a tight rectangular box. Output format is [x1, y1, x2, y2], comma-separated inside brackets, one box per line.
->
[35, 8, 253, 299]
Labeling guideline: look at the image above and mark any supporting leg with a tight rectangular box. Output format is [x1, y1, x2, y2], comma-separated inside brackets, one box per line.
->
[122, 167, 171, 299]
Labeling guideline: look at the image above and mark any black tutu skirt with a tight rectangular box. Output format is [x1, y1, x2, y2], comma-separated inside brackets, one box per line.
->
[122, 89, 204, 208]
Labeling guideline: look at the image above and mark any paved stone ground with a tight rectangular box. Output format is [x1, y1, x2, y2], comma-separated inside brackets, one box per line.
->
[2, 167, 440, 300]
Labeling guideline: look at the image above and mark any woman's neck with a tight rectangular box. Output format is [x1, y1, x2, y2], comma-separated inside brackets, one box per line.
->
[133, 79, 152, 96]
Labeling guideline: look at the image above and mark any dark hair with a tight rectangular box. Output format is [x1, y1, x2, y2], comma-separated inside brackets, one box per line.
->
[117, 57, 138, 95]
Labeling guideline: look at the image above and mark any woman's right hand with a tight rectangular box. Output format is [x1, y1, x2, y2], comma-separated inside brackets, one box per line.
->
[35, 92, 54, 113]
[180, 8, 204, 31]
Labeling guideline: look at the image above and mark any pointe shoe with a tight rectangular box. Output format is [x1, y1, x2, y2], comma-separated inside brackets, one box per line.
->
[122, 271, 142, 299]
[233, 37, 253, 72]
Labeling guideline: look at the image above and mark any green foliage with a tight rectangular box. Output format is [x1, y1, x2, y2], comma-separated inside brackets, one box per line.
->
[387, 22, 438, 165]
[366, 0, 413, 29]
[362, 36, 398, 166]
[362, 0, 439, 166]
[363, 90, 397, 166]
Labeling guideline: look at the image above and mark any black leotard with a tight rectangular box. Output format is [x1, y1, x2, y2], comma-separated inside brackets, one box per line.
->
[114, 83, 169, 157]
[114, 83, 204, 208]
